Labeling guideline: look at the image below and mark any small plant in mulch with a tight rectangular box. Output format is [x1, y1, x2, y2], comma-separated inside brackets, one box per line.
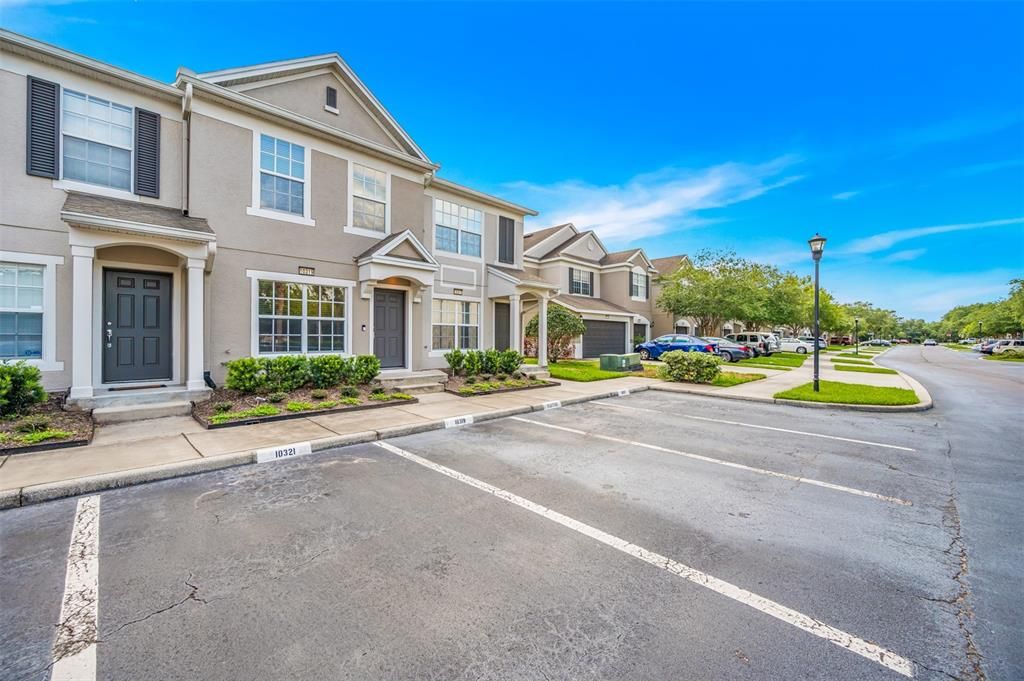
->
[310, 388, 329, 400]
[213, 401, 234, 413]
[0, 394, 93, 453]
[268, 392, 286, 403]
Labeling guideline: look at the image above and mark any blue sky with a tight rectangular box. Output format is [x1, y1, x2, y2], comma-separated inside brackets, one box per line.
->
[4, 1, 1022, 320]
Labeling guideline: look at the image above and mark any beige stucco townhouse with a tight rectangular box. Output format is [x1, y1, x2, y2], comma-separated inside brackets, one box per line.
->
[0, 30, 560, 411]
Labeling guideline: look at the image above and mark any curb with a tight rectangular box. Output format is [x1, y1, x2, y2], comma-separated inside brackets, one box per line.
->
[0, 384, 651, 511]
[649, 377, 933, 413]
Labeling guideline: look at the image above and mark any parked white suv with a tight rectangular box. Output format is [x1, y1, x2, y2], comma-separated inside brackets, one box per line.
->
[726, 332, 780, 357]
[992, 339, 1024, 354]
[778, 337, 815, 354]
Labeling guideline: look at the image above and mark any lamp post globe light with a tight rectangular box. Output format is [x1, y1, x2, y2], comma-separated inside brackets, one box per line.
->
[808, 234, 827, 392]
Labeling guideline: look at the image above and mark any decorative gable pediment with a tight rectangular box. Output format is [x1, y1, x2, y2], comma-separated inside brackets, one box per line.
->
[198, 55, 429, 163]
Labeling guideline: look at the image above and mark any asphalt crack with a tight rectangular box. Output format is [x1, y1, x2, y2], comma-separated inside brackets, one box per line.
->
[104, 572, 209, 639]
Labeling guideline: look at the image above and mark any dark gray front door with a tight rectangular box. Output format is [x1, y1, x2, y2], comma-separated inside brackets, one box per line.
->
[373, 289, 405, 368]
[494, 302, 511, 351]
[103, 269, 172, 383]
[581, 320, 627, 358]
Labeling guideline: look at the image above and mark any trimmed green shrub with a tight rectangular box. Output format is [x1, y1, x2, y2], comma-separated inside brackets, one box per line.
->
[339, 386, 359, 398]
[482, 349, 500, 374]
[308, 354, 348, 388]
[316, 400, 340, 409]
[0, 361, 47, 416]
[495, 373, 508, 381]
[266, 355, 309, 392]
[444, 348, 466, 375]
[14, 414, 51, 433]
[466, 350, 486, 376]
[268, 392, 286, 403]
[497, 349, 524, 374]
[465, 376, 477, 385]
[658, 350, 722, 384]
[286, 400, 314, 412]
[369, 392, 392, 401]
[340, 396, 361, 406]
[213, 401, 233, 413]
[351, 355, 381, 385]
[525, 304, 586, 363]
[310, 388, 329, 399]
[223, 357, 268, 394]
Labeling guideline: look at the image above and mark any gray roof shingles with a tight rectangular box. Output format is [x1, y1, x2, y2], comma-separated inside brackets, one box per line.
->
[62, 192, 214, 234]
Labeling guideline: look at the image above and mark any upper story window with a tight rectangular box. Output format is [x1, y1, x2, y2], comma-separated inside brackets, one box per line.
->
[630, 271, 649, 299]
[325, 86, 338, 113]
[0, 262, 44, 361]
[570, 267, 593, 296]
[435, 199, 482, 257]
[352, 163, 387, 233]
[62, 90, 132, 191]
[259, 134, 305, 216]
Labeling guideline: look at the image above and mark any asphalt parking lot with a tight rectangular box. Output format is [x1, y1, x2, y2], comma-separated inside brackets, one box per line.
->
[1, 389, 977, 680]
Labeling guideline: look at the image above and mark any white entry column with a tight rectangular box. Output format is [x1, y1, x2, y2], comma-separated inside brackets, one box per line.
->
[186, 259, 206, 390]
[537, 294, 549, 367]
[68, 246, 95, 399]
[509, 294, 522, 353]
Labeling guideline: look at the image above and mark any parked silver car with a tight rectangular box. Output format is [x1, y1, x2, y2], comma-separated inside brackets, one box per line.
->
[726, 332, 780, 357]
[703, 337, 754, 362]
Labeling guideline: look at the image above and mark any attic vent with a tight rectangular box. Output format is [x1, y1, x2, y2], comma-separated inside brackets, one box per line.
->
[325, 86, 338, 112]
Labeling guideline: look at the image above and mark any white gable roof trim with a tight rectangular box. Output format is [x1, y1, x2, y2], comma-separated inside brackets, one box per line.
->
[196, 53, 430, 164]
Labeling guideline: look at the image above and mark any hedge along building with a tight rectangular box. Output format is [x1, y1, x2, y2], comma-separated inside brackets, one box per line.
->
[0, 30, 556, 412]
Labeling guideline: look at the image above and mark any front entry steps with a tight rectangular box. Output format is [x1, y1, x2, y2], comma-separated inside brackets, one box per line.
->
[376, 369, 448, 394]
[67, 385, 211, 424]
[93, 400, 192, 424]
[521, 364, 551, 380]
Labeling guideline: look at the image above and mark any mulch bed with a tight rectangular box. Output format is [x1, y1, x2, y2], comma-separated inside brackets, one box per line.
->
[192, 385, 419, 429]
[444, 374, 558, 397]
[1, 394, 94, 455]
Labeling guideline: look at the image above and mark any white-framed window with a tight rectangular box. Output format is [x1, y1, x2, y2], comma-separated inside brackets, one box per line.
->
[352, 163, 387, 233]
[259, 134, 305, 216]
[434, 199, 482, 257]
[431, 298, 479, 350]
[254, 275, 349, 356]
[61, 89, 132, 191]
[0, 252, 63, 371]
[630, 271, 648, 299]
[570, 268, 593, 296]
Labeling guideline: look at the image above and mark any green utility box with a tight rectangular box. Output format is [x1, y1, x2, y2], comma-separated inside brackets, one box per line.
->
[599, 353, 643, 371]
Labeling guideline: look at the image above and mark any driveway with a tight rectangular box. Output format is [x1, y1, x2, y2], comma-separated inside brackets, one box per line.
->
[2, 349, 1016, 680]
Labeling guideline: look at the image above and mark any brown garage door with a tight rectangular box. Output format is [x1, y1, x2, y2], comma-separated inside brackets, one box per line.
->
[582, 320, 627, 357]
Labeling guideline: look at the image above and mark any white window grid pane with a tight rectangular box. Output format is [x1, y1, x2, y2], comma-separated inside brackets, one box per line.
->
[435, 199, 481, 233]
[257, 280, 347, 355]
[353, 164, 386, 201]
[0, 264, 45, 312]
[435, 225, 458, 253]
[0, 312, 43, 360]
[260, 173, 304, 215]
[62, 90, 132, 150]
[353, 196, 386, 232]
[259, 134, 304, 181]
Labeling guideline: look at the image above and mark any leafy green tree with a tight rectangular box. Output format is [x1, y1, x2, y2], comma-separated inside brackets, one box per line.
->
[657, 250, 759, 335]
[525, 303, 586, 363]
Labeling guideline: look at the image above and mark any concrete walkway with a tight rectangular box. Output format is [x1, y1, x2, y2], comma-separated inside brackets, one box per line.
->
[0, 351, 929, 508]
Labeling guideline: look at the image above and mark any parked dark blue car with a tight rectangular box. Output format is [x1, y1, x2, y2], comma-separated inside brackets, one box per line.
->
[634, 334, 718, 360]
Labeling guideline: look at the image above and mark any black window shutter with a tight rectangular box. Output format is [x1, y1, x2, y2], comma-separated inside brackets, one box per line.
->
[588, 271, 594, 295]
[498, 216, 514, 263]
[569, 267, 575, 293]
[326, 86, 338, 109]
[134, 108, 160, 198]
[26, 76, 60, 179]
[645, 274, 650, 299]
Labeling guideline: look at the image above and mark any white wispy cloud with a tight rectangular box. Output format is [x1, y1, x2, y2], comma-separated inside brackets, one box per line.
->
[844, 217, 1024, 255]
[832, 190, 860, 201]
[879, 248, 926, 263]
[505, 156, 803, 245]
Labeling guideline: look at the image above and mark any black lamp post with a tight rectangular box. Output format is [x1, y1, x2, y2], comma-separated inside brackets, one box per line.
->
[978, 320, 983, 339]
[854, 317, 860, 356]
[808, 234, 827, 392]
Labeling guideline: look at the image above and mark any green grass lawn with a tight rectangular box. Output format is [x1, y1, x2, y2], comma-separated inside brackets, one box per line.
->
[735, 363, 792, 371]
[775, 381, 919, 405]
[941, 343, 975, 352]
[711, 371, 766, 387]
[834, 364, 898, 375]
[983, 354, 1024, 362]
[838, 351, 881, 358]
[525, 358, 632, 381]
[830, 357, 875, 365]
[737, 353, 807, 368]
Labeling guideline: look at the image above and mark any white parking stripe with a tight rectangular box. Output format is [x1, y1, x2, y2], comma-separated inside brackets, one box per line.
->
[51, 495, 100, 681]
[593, 400, 916, 451]
[510, 417, 913, 506]
[375, 440, 915, 677]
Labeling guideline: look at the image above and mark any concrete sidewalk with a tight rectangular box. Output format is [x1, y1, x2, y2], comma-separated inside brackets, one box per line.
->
[0, 351, 930, 509]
